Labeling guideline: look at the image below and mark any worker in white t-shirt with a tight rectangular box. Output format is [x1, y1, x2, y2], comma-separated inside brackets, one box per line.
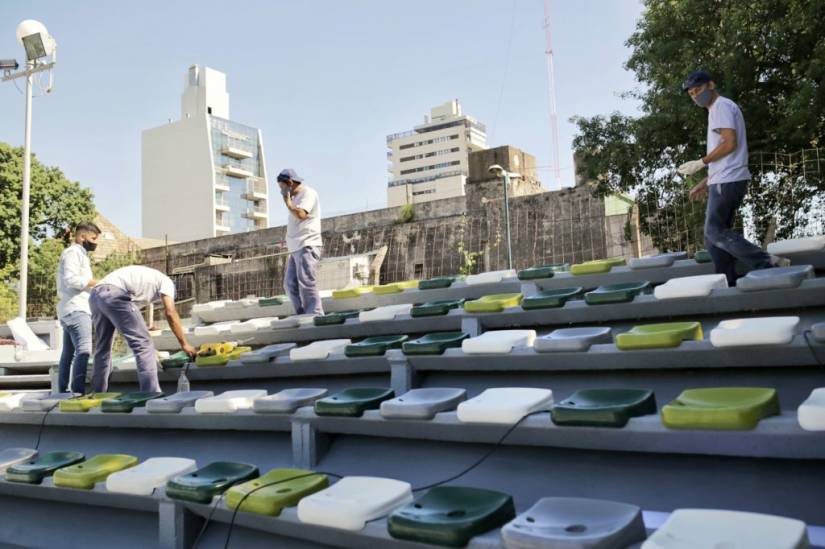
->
[278, 168, 324, 316]
[89, 265, 196, 392]
[678, 70, 788, 286]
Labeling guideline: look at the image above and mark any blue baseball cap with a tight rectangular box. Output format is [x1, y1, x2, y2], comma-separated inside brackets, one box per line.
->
[682, 70, 713, 92]
[277, 168, 303, 183]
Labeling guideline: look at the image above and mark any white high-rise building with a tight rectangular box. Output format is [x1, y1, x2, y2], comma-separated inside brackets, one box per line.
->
[386, 100, 487, 207]
[142, 65, 269, 241]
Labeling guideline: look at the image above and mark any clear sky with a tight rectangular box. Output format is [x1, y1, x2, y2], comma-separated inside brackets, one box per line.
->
[0, 0, 644, 237]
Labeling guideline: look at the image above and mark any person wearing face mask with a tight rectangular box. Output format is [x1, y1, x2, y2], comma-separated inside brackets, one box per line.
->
[56, 222, 101, 393]
[677, 70, 789, 287]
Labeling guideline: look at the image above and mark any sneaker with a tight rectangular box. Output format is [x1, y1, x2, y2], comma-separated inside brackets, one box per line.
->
[770, 255, 792, 268]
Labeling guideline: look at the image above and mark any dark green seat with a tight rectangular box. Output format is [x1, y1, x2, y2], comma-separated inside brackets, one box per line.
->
[6, 451, 85, 484]
[694, 249, 712, 263]
[403, 332, 469, 355]
[165, 461, 259, 504]
[551, 389, 657, 427]
[313, 310, 361, 326]
[521, 287, 583, 310]
[259, 296, 286, 307]
[419, 277, 457, 290]
[344, 335, 409, 357]
[661, 387, 780, 430]
[160, 351, 190, 369]
[225, 468, 328, 516]
[314, 387, 394, 417]
[584, 281, 650, 305]
[518, 263, 569, 280]
[388, 486, 516, 547]
[411, 299, 465, 318]
[101, 392, 164, 413]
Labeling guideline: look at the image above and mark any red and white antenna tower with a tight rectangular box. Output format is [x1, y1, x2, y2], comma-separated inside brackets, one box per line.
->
[543, 0, 562, 186]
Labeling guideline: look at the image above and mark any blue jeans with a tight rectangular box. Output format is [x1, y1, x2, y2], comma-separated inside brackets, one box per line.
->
[57, 311, 92, 394]
[284, 246, 324, 316]
[705, 180, 772, 286]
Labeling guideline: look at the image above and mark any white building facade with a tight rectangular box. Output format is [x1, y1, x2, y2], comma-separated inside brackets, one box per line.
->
[386, 100, 487, 208]
[142, 65, 268, 241]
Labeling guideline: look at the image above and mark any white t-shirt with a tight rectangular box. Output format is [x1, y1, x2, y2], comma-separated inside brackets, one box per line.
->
[56, 244, 93, 319]
[286, 184, 323, 252]
[707, 96, 751, 184]
[100, 265, 175, 303]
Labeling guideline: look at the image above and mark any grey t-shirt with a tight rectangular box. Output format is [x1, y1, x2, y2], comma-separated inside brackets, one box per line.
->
[286, 184, 323, 252]
[707, 96, 751, 184]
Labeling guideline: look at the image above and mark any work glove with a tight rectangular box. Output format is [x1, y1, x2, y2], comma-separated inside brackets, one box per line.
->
[677, 159, 706, 176]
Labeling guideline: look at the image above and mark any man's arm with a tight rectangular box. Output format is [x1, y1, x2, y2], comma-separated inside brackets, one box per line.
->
[161, 294, 197, 358]
[62, 249, 97, 290]
[283, 194, 309, 220]
[702, 128, 737, 164]
[689, 176, 709, 201]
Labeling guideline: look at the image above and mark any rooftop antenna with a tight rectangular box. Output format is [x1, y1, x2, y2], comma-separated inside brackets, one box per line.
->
[543, 0, 562, 187]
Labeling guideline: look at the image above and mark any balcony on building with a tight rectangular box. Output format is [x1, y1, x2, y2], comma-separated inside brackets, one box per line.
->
[221, 146, 253, 160]
[241, 179, 268, 200]
[224, 164, 254, 179]
[242, 202, 268, 220]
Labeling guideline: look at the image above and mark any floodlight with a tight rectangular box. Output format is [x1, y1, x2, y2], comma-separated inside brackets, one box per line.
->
[0, 59, 19, 70]
[16, 20, 54, 61]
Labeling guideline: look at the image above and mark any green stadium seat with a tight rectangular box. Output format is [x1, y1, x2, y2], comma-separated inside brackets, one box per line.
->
[551, 389, 657, 427]
[693, 249, 712, 263]
[419, 277, 457, 290]
[258, 295, 286, 307]
[160, 351, 190, 369]
[615, 322, 703, 350]
[226, 468, 329, 516]
[411, 299, 465, 317]
[662, 387, 780, 430]
[402, 332, 470, 355]
[584, 281, 651, 305]
[101, 392, 164, 413]
[517, 263, 569, 280]
[59, 392, 121, 412]
[388, 486, 516, 547]
[166, 461, 259, 504]
[521, 287, 583, 310]
[314, 387, 395, 417]
[6, 451, 85, 484]
[344, 335, 409, 357]
[332, 286, 374, 299]
[313, 310, 361, 326]
[53, 454, 138, 490]
[0, 448, 37, 473]
[374, 280, 419, 294]
[570, 257, 625, 275]
[195, 342, 251, 367]
[464, 293, 523, 313]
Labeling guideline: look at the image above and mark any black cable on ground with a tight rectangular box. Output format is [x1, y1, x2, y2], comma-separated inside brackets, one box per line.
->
[33, 400, 61, 451]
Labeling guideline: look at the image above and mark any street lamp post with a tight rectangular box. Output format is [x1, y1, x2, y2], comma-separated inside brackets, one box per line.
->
[488, 164, 521, 271]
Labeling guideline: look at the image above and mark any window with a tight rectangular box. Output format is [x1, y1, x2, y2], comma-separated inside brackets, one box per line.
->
[414, 263, 424, 278]
[412, 189, 436, 196]
[400, 160, 461, 176]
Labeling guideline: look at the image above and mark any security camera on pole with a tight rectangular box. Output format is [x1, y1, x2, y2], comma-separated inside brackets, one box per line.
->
[488, 164, 522, 271]
[1, 20, 57, 320]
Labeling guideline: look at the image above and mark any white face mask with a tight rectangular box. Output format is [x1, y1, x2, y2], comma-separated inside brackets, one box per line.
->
[692, 87, 714, 108]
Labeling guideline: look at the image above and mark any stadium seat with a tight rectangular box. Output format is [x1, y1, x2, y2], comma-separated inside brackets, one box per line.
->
[0, 448, 37, 473]
[457, 388, 553, 424]
[798, 388, 825, 431]
[106, 457, 197, 496]
[628, 253, 678, 270]
[551, 389, 657, 427]
[0, 392, 30, 412]
[290, 339, 352, 361]
[313, 310, 361, 326]
[465, 269, 517, 286]
[254, 388, 328, 413]
[693, 249, 712, 263]
[661, 387, 780, 430]
[166, 461, 259, 504]
[709, 316, 799, 347]
[271, 314, 315, 330]
[615, 322, 704, 350]
[239, 343, 297, 364]
[359, 304, 413, 322]
[195, 342, 237, 367]
[194, 390, 266, 413]
[193, 320, 237, 337]
[380, 388, 467, 420]
[570, 257, 625, 275]
[642, 509, 809, 549]
[197, 344, 252, 366]
[736, 265, 814, 291]
[388, 486, 516, 546]
[517, 263, 569, 280]
[160, 351, 190, 369]
[654, 274, 728, 299]
[297, 476, 414, 531]
[419, 276, 457, 290]
[464, 293, 524, 313]
[501, 496, 646, 549]
[411, 299, 465, 317]
[146, 391, 214, 413]
[101, 392, 164, 413]
[374, 280, 419, 294]
[226, 468, 329, 516]
[584, 281, 651, 305]
[402, 332, 470, 355]
[258, 296, 287, 307]
[767, 234, 825, 255]
[53, 454, 138, 490]
[59, 392, 121, 412]
[314, 387, 394, 417]
[191, 300, 230, 315]
[230, 317, 279, 336]
[5, 451, 84, 484]
[462, 330, 536, 355]
[534, 327, 612, 353]
[345, 335, 409, 357]
[21, 392, 73, 412]
[521, 287, 583, 310]
[224, 298, 258, 309]
[813, 322, 825, 342]
[332, 286, 374, 299]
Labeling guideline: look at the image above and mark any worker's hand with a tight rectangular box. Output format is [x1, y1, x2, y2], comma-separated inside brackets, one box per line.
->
[677, 159, 706, 176]
[689, 180, 708, 201]
[182, 343, 197, 360]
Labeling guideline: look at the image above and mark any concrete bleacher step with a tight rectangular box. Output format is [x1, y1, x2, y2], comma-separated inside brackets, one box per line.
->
[0, 373, 51, 390]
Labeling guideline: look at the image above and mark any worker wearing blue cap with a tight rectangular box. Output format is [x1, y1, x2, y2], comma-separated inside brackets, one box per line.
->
[677, 70, 787, 286]
[277, 168, 324, 316]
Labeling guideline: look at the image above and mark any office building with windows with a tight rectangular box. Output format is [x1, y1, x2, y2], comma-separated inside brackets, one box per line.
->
[142, 65, 268, 241]
[386, 100, 487, 207]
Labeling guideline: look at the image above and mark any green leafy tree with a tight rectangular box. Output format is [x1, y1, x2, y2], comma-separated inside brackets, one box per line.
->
[93, 251, 142, 279]
[572, 0, 825, 250]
